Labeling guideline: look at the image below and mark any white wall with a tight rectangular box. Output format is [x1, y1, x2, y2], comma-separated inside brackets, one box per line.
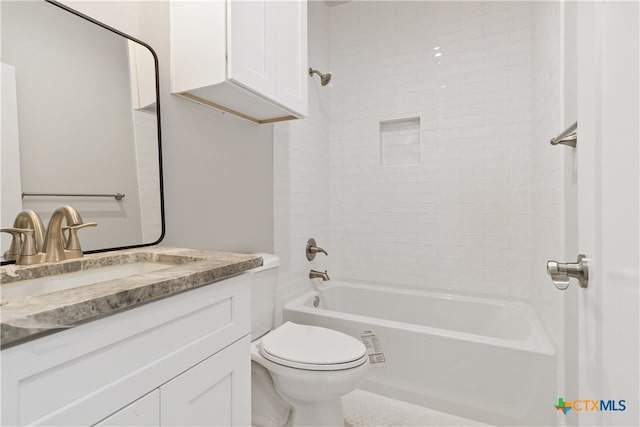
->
[59, 0, 274, 254]
[273, 0, 331, 303]
[328, 1, 533, 298]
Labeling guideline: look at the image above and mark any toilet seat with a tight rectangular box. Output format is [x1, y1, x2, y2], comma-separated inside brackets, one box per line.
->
[259, 322, 368, 371]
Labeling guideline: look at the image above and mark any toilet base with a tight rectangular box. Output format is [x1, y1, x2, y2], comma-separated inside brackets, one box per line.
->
[286, 397, 344, 427]
[251, 362, 292, 427]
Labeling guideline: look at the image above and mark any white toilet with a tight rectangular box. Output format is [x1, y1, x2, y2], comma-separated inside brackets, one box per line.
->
[248, 254, 370, 427]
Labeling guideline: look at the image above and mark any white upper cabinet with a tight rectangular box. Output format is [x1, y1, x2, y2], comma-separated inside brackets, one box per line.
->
[170, 0, 308, 124]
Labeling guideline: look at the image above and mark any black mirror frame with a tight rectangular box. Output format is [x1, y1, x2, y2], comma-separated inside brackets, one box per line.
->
[1, 0, 165, 265]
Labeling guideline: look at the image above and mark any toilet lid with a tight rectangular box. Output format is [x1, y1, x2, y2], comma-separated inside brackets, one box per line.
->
[260, 322, 367, 370]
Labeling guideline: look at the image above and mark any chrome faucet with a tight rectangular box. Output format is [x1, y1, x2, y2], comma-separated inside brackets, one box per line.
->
[42, 205, 96, 262]
[309, 269, 330, 281]
[1, 209, 46, 262]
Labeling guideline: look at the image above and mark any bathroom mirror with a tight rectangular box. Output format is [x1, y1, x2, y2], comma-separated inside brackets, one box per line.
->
[0, 0, 164, 264]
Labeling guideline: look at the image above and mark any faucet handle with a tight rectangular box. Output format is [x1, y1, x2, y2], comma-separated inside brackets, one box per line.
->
[0, 227, 43, 265]
[306, 238, 328, 261]
[310, 246, 328, 255]
[1, 227, 23, 261]
[62, 222, 97, 258]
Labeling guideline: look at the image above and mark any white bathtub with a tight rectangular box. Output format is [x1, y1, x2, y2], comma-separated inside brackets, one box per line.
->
[283, 281, 556, 426]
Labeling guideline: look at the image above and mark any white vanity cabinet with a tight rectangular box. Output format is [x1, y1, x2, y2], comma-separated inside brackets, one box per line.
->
[1, 274, 251, 427]
[94, 390, 160, 427]
[160, 337, 249, 426]
[170, 0, 308, 124]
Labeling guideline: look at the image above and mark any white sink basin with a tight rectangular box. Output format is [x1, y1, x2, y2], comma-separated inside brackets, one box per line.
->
[1, 262, 173, 301]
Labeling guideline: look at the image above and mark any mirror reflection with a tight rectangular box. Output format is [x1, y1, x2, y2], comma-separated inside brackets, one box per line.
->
[1, 0, 163, 261]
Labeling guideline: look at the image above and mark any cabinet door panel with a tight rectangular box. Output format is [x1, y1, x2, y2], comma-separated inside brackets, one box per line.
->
[160, 336, 251, 427]
[228, 0, 275, 97]
[273, 0, 307, 115]
[93, 390, 159, 427]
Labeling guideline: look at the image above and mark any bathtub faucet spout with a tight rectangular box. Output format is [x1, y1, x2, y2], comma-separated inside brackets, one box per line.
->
[309, 269, 330, 281]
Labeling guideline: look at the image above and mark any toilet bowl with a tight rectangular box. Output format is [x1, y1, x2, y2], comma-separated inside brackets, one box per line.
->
[248, 255, 370, 427]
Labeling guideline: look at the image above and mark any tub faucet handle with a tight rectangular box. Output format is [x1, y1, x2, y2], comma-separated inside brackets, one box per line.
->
[306, 238, 328, 260]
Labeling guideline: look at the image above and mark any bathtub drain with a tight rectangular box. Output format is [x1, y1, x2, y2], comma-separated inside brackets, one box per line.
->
[313, 295, 320, 307]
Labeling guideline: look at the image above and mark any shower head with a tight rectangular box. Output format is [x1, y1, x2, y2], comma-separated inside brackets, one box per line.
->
[308, 68, 332, 86]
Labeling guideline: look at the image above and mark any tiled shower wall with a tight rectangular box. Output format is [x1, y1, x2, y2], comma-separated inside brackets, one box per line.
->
[273, 0, 331, 298]
[530, 1, 571, 347]
[328, 1, 533, 298]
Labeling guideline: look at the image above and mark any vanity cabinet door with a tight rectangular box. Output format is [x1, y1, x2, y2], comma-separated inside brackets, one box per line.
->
[93, 390, 160, 427]
[160, 335, 251, 427]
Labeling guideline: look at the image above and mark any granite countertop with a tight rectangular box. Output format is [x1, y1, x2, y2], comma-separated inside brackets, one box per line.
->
[0, 246, 262, 348]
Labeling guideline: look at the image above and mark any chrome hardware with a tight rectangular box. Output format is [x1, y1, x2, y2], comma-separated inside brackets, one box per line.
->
[309, 269, 330, 281]
[550, 121, 577, 147]
[306, 238, 328, 261]
[547, 254, 589, 290]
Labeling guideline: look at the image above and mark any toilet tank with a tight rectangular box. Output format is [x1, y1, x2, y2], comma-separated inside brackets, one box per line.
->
[248, 253, 280, 340]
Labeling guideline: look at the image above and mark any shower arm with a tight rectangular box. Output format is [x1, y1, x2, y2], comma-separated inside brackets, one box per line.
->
[308, 68, 332, 86]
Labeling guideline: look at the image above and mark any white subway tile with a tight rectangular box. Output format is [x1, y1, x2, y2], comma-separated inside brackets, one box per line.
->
[300, 1, 537, 300]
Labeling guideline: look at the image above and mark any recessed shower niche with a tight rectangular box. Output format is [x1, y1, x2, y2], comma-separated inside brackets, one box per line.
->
[379, 116, 421, 166]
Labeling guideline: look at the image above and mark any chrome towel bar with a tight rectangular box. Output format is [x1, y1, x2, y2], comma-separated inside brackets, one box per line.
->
[22, 192, 125, 201]
[550, 121, 577, 147]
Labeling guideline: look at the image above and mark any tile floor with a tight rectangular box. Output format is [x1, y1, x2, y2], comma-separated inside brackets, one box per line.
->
[343, 389, 489, 427]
